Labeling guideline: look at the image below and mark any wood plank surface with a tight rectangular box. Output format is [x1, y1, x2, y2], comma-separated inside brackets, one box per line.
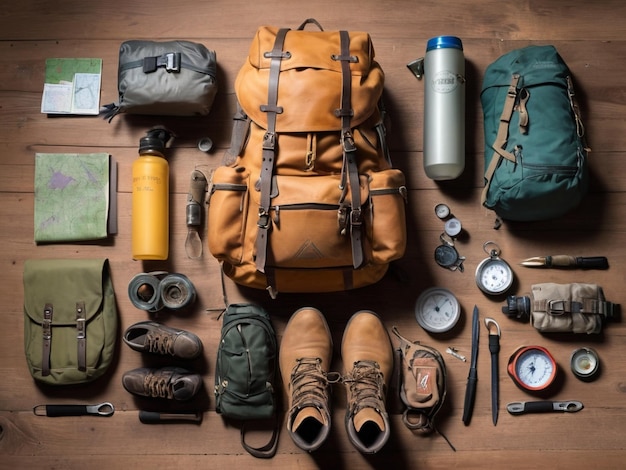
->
[1, 1, 625, 469]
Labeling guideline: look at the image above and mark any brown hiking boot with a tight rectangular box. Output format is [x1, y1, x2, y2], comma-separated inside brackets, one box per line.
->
[279, 307, 335, 452]
[122, 366, 203, 401]
[341, 310, 393, 454]
[123, 321, 203, 360]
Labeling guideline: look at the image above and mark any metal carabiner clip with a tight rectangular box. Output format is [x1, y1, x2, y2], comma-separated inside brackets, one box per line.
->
[484, 317, 501, 337]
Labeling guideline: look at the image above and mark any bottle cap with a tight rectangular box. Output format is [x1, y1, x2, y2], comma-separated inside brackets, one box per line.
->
[426, 36, 463, 52]
[139, 128, 172, 153]
[197, 137, 213, 152]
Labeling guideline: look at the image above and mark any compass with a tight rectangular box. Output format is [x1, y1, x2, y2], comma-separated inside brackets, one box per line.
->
[415, 287, 461, 333]
[507, 345, 558, 392]
[435, 233, 465, 272]
[475, 241, 514, 295]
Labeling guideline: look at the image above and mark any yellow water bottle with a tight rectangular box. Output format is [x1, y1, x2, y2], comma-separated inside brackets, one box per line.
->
[132, 129, 172, 260]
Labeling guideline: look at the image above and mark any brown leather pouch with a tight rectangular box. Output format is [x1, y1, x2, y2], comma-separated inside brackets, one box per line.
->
[392, 327, 447, 433]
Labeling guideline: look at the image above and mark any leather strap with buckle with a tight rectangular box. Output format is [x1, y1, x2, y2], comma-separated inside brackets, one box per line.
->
[76, 301, 87, 372]
[42, 304, 53, 377]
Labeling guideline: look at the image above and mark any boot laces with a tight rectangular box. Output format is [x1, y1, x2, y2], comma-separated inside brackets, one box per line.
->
[143, 370, 175, 399]
[146, 331, 175, 356]
[344, 360, 385, 416]
[290, 358, 337, 412]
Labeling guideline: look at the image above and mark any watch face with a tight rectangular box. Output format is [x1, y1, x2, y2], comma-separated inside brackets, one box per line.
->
[511, 347, 557, 391]
[444, 218, 462, 237]
[434, 203, 450, 219]
[415, 287, 460, 333]
[476, 259, 513, 295]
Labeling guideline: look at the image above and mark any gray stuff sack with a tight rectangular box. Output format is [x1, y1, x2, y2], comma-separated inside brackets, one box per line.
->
[102, 40, 217, 120]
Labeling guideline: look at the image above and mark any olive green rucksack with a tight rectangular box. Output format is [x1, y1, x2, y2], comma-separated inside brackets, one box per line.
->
[214, 303, 278, 458]
[23, 259, 118, 385]
[480, 45, 589, 222]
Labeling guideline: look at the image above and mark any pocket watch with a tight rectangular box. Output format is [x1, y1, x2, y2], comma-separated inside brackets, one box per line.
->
[507, 345, 558, 392]
[415, 287, 461, 333]
[475, 241, 514, 295]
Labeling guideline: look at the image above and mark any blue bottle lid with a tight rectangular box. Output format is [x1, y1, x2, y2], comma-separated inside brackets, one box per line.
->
[426, 36, 463, 52]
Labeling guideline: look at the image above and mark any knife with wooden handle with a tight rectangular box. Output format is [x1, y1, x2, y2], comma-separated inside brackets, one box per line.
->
[520, 255, 608, 269]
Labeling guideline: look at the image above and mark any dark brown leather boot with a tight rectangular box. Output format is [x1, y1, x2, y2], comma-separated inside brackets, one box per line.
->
[341, 310, 393, 454]
[123, 321, 203, 360]
[279, 307, 334, 452]
[122, 366, 202, 401]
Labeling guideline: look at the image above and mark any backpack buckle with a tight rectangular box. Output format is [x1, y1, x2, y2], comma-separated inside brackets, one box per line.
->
[257, 209, 270, 229]
[143, 52, 181, 73]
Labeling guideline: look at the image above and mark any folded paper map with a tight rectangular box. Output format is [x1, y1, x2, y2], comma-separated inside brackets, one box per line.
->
[41, 58, 102, 115]
[34, 153, 117, 243]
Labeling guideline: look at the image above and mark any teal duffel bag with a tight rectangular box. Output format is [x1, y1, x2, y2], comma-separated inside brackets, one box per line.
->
[480, 45, 589, 222]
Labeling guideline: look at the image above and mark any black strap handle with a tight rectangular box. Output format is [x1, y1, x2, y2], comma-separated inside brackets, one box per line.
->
[240, 416, 280, 459]
[297, 18, 324, 31]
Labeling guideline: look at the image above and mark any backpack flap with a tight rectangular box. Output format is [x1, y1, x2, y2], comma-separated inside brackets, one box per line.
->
[235, 24, 384, 132]
[23, 259, 117, 385]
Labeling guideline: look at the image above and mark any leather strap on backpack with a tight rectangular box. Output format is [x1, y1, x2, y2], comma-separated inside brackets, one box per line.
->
[481, 74, 521, 206]
[222, 103, 250, 167]
[255, 28, 289, 277]
[335, 30, 364, 269]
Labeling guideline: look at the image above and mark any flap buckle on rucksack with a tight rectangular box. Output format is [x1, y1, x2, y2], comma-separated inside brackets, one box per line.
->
[262, 132, 276, 151]
[350, 208, 362, 226]
[257, 209, 270, 229]
[341, 131, 356, 153]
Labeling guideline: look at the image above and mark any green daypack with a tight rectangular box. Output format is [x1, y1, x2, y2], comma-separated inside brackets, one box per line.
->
[23, 259, 118, 385]
[214, 303, 278, 458]
[480, 45, 589, 222]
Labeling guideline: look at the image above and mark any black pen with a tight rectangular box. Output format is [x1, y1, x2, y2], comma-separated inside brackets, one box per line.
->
[462, 305, 479, 426]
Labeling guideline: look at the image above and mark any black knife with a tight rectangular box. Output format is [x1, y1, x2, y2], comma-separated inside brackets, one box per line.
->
[485, 317, 501, 426]
[462, 305, 479, 426]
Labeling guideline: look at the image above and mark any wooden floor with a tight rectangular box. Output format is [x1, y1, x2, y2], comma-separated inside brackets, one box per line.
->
[1, 1, 626, 468]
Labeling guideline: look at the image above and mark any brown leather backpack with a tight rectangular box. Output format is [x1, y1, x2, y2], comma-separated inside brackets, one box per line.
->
[207, 19, 407, 296]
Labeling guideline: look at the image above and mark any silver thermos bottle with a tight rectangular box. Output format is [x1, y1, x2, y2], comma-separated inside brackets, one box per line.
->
[408, 36, 466, 180]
